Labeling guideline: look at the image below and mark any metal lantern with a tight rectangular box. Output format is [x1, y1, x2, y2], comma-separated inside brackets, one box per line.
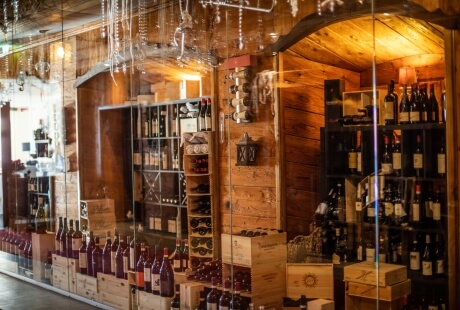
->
[236, 132, 258, 166]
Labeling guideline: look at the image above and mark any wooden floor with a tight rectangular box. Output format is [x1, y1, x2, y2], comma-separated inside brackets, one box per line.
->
[0, 272, 102, 310]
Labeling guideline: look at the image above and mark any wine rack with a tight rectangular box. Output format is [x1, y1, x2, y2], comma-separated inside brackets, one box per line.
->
[320, 120, 448, 304]
[183, 131, 220, 269]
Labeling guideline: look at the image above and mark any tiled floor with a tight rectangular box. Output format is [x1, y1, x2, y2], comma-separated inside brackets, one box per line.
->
[0, 272, 102, 310]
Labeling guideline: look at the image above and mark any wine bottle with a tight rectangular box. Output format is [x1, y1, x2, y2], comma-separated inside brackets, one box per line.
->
[422, 234, 433, 277]
[332, 227, 343, 264]
[173, 239, 182, 272]
[136, 242, 146, 291]
[366, 231, 375, 263]
[432, 188, 442, 222]
[170, 284, 180, 310]
[159, 247, 174, 297]
[130, 236, 139, 272]
[200, 98, 207, 132]
[123, 236, 131, 279]
[434, 234, 444, 275]
[171, 106, 178, 137]
[151, 108, 159, 137]
[115, 234, 126, 279]
[335, 183, 346, 222]
[86, 231, 95, 276]
[356, 237, 364, 262]
[355, 183, 362, 224]
[182, 239, 189, 272]
[381, 135, 393, 174]
[55, 217, 63, 255]
[35, 197, 47, 234]
[60, 217, 68, 257]
[393, 186, 407, 226]
[229, 83, 251, 94]
[409, 238, 421, 271]
[44, 250, 52, 283]
[229, 96, 251, 108]
[300, 295, 307, 310]
[429, 84, 439, 123]
[441, 83, 446, 122]
[384, 81, 397, 125]
[92, 236, 103, 277]
[196, 290, 207, 310]
[425, 187, 434, 225]
[219, 279, 231, 310]
[143, 246, 153, 292]
[410, 83, 421, 124]
[225, 68, 250, 80]
[159, 105, 167, 137]
[111, 229, 119, 275]
[151, 245, 161, 295]
[392, 134, 402, 176]
[79, 235, 87, 274]
[437, 135, 446, 178]
[378, 234, 388, 263]
[144, 107, 151, 137]
[72, 220, 83, 259]
[66, 219, 75, 257]
[207, 276, 219, 309]
[419, 84, 429, 123]
[413, 134, 423, 177]
[102, 230, 112, 274]
[229, 282, 245, 310]
[348, 135, 357, 174]
[411, 184, 422, 225]
[399, 84, 410, 124]
[205, 97, 212, 131]
[356, 131, 362, 175]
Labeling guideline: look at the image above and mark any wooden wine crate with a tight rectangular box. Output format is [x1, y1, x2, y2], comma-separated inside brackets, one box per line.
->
[221, 232, 287, 267]
[80, 198, 115, 218]
[308, 299, 335, 310]
[180, 281, 204, 310]
[285, 263, 334, 300]
[343, 262, 407, 287]
[82, 214, 117, 237]
[138, 291, 174, 310]
[31, 232, 54, 263]
[52, 254, 79, 277]
[347, 279, 411, 301]
[345, 293, 404, 310]
[52, 265, 77, 293]
[99, 290, 130, 310]
[97, 273, 130, 299]
[76, 273, 98, 301]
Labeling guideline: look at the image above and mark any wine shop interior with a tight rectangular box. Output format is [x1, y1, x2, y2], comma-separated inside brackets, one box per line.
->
[0, 0, 459, 309]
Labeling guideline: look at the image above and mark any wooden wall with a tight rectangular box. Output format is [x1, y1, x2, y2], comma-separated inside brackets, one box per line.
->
[279, 50, 361, 240]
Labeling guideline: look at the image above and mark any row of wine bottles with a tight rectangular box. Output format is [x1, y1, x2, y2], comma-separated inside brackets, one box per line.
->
[134, 144, 180, 171]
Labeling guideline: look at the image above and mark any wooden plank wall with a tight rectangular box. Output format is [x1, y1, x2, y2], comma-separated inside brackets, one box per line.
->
[217, 55, 278, 234]
[280, 50, 361, 240]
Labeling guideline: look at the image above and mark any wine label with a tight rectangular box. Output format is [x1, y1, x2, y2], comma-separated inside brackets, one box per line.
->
[182, 258, 188, 270]
[410, 251, 420, 270]
[134, 152, 142, 166]
[357, 245, 363, 261]
[412, 203, 420, 221]
[413, 153, 423, 169]
[436, 259, 444, 274]
[152, 274, 160, 291]
[205, 116, 212, 130]
[392, 152, 401, 170]
[421, 111, 428, 122]
[355, 201, 362, 212]
[400, 111, 409, 122]
[366, 248, 375, 262]
[143, 152, 150, 167]
[384, 202, 394, 215]
[348, 152, 357, 169]
[79, 253, 87, 268]
[130, 251, 135, 270]
[332, 252, 340, 264]
[55, 240, 60, 253]
[384, 101, 394, 120]
[136, 271, 144, 288]
[437, 153, 446, 174]
[432, 202, 441, 221]
[149, 217, 155, 230]
[111, 252, 116, 273]
[207, 303, 217, 310]
[410, 112, 420, 123]
[123, 256, 129, 273]
[381, 162, 393, 174]
[144, 268, 151, 283]
[144, 120, 149, 137]
[72, 238, 82, 252]
[422, 261, 433, 276]
[367, 206, 375, 217]
[174, 259, 181, 270]
[429, 306, 439, 310]
[357, 153, 362, 172]
[219, 306, 229, 310]
[378, 253, 387, 263]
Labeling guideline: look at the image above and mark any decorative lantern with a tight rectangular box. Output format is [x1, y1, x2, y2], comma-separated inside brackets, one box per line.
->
[236, 132, 258, 166]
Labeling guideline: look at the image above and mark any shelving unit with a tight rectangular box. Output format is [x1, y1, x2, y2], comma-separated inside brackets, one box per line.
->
[321, 117, 448, 302]
[183, 131, 220, 268]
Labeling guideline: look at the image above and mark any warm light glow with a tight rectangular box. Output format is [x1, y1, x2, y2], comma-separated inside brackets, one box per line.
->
[180, 74, 201, 81]
[57, 44, 65, 58]
[398, 67, 417, 85]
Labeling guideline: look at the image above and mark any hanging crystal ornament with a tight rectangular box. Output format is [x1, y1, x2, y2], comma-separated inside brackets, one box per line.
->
[114, 0, 120, 73]
[214, 3, 220, 23]
[256, 0, 265, 51]
[317, 0, 345, 15]
[34, 31, 51, 80]
[136, 0, 147, 74]
[16, 51, 25, 91]
[101, 0, 106, 38]
[13, 0, 19, 22]
[238, 0, 244, 50]
[3, 0, 8, 36]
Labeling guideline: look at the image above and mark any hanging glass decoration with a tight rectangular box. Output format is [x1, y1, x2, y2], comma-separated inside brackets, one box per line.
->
[101, 0, 106, 38]
[238, 0, 244, 50]
[13, 0, 19, 22]
[35, 30, 51, 79]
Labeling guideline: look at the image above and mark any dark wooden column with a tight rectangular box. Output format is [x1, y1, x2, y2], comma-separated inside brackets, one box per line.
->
[1, 103, 11, 228]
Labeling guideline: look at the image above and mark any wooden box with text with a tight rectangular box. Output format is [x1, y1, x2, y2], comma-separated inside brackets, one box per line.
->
[76, 273, 99, 301]
[345, 293, 404, 310]
[347, 279, 411, 301]
[221, 232, 287, 267]
[343, 261, 407, 287]
[97, 273, 131, 309]
[180, 282, 204, 310]
[138, 291, 174, 310]
[80, 199, 115, 218]
[286, 263, 334, 300]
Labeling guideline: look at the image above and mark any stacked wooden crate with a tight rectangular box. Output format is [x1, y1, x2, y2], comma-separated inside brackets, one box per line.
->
[343, 261, 411, 309]
[76, 273, 98, 301]
[221, 232, 287, 309]
[97, 273, 131, 309]
[80, 199, 116, 238]
[31, 232, 54, 281]
[52, 254, 78, 293]
[138, 291, 174, 310]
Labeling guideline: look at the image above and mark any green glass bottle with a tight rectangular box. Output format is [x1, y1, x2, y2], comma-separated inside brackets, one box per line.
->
[35, 197, 47, 234]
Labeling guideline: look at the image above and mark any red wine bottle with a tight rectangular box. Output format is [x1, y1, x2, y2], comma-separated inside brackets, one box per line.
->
[207, 276, 219, 309]
[60, 217, 68, 257]
[422, 234, 433, 277]
[110, 229, 119, 275]
[143, 246, 153, 292]
[429, 84, 439, 123]
[92, 237, 103, 277]
[71, 220, 83, 259]
[381, 135, 392, 174]
[66, 219, 75, 258]
[413, 134, 423, 177]
[78, 235, 87, 274]
[399, 84, 410, 124]
[151, 245, 161, 295]
[229, 282, 244, 310]
[115, 234, 126, 279]
[102, 230, 112, 274]
[219, 279, 231, 310]
[392, 135, 402, 176]
[136, 242, 147, 291]
[55, 217, 63, 255]
[170, 284, 180, 310]
[384, 81, 397, 125]
[86, 231, 95, 276]
[173, 239, 182, 272]
[181, 239, 189, 272]
[159, 247, 174, 297]
[409, 238, 421, 271]
[409, 84, 420, 124]
[123, 236, 131, 280]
